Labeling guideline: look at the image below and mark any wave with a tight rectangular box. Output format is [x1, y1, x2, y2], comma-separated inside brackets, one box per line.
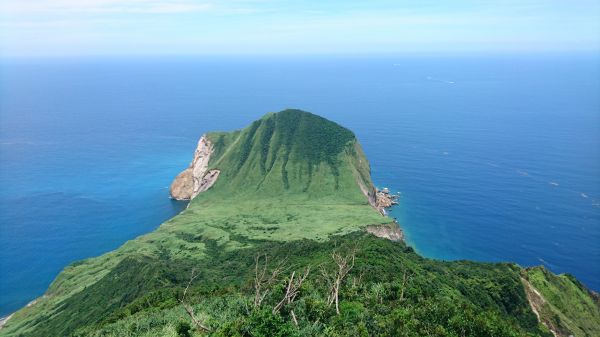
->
[426, 76, 455, 84]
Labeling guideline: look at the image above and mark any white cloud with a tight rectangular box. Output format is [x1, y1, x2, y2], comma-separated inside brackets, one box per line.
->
[1, 1, 598, 57]
[0, 0, 213, 14]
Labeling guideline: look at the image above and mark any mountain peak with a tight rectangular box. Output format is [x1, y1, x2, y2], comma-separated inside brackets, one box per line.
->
[171, 109, 375, 204]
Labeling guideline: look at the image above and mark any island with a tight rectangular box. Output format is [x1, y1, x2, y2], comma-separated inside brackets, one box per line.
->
[1, 109, 598, 336]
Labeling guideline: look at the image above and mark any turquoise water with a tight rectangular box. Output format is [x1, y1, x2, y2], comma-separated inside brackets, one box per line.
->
[1, 54, 599, 316]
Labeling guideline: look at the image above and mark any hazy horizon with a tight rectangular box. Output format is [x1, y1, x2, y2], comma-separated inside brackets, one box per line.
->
[1, 1, 599, 58]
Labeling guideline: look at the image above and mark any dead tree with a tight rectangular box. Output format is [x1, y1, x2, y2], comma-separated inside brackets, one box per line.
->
[351, 271, 365, 290]
[180, 269, 211, 332]
[321, 250, 356, 315]
[399, 269, 413, 301]
[273, 267, 311, 325]
[254, 253, 285, 309]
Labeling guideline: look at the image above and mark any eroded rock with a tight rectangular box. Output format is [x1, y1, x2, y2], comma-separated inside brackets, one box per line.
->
[366, 223, 404, 242]
[170, 135, 220, 200]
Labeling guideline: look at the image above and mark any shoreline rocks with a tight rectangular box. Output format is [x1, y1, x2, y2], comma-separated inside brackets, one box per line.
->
[365, 188, 403, 242]
[375, 187, 399, 214]
[0, 314, 14, 329]
[0, 297, 40, 330]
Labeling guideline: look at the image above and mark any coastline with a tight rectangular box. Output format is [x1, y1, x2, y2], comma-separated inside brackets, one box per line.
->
[0, 314, 13, 329]
[367, 187, 403, 241]
[0, 297, 40, 330]
[374, 187, 399, 214]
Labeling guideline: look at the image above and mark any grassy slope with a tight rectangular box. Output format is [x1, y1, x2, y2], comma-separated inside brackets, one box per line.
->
[1, 110, 598, 336]
[523, 267, 600, 337]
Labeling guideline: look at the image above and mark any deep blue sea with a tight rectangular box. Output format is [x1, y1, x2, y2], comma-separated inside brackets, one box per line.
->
[1, 54, 599, 317]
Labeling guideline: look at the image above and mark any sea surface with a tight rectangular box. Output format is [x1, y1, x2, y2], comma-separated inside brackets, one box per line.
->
[1, 54, 599, 316]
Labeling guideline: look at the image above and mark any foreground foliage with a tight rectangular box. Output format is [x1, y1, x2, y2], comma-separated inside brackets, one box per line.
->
[6, 232, 599, 336]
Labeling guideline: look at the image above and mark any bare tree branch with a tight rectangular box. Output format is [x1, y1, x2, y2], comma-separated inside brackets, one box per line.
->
[323, 249, 356, 315]
[179, 269, 211, 332]
[399, 269, 413, 301]
[254, 253, 285, 309]
[290, 310, 299, 326]
[273, 267, 310, 315]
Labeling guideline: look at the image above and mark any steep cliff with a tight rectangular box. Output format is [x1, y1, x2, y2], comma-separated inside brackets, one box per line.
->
[170, 136, 220, 200]
[366, 223, 403, 241]
[522, 267, 600, 337]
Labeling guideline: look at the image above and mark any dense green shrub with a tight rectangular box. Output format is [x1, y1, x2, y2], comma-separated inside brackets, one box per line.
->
[43, 233, 560, 337]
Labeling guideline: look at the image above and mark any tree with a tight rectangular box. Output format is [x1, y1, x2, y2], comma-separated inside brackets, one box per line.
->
[254, 253, 285, 309]
[179, 269, 211, 333]
[321, 250, 356, 315]
[273, 267, 311, 326]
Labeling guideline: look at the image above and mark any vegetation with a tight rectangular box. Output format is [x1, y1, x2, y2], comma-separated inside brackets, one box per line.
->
[523, 267, 600, 337]
[72, 234, 550, 337]
[203, 109, 361, 197]
[1, 110, 598, 337]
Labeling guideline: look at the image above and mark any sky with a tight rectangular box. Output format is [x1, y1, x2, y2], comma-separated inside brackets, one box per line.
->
[0, 0, 599, 57]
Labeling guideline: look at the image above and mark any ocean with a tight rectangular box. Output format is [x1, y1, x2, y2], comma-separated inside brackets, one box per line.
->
[1, 54, 599, 316]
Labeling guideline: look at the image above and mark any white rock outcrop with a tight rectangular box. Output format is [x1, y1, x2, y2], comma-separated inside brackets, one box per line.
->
[170, 135, 220, 200]
[366, 223, 404, 242]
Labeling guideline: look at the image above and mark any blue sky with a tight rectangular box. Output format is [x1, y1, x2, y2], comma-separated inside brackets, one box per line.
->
[1, 0, 599, 57]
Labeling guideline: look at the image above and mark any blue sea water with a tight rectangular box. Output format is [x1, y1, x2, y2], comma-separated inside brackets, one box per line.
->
[1, 54, 599, 316]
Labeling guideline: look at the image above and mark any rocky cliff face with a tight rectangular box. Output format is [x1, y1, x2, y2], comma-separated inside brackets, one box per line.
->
[169, 136, 220, 200]
[375, 188, 399, 213]
[360, 187, 399, 215]
[366, 223, 404, 242]
[356, 179, 378, 209]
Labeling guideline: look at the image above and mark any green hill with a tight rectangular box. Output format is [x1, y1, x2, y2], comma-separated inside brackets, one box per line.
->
[1, 109, 598, 337]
